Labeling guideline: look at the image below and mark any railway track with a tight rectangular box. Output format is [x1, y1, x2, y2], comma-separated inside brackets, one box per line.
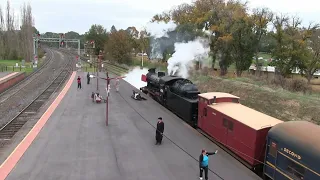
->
[0, 49, 73, 128]
[59, 48, 129, 75]
[0, 51, 73, 147]
[0, 48, 54, 100]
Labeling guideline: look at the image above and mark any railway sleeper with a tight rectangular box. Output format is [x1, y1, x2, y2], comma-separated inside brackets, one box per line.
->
[40, 92, 54, 97]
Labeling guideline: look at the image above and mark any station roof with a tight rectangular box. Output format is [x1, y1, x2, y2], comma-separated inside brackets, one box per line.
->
[199, 92, 239, 100]
[208, 102, 283, 130]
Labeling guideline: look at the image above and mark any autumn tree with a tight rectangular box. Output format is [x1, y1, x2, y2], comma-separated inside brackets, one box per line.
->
[230, 3, 256, 76]
[251, 7, 273, 75]
[298, 27, 320, 83]
[270, 14, 292, 77]
[105, 29, 133, 64]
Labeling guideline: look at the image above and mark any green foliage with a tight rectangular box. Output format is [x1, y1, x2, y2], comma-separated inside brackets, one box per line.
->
[84, 24, 108, 55]
[105, 28, 133, 64]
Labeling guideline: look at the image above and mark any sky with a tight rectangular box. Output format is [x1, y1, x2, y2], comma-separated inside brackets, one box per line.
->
[1, 0, 319, 34]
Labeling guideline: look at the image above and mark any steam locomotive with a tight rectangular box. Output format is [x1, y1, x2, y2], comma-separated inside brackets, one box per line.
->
[140, 68, 200, 127]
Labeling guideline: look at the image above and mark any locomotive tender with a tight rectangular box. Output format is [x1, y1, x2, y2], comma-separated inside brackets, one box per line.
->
[140, 68, 320, 180]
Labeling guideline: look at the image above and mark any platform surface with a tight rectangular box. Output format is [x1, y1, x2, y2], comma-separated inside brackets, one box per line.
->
[0, 72, 18, 82]
[5, 72, 261, 180]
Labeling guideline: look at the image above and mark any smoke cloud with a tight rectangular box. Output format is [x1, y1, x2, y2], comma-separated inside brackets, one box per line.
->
[167, 37, 210, 78]
[123, 67, 149, 89]
[145, 21, 177, 38]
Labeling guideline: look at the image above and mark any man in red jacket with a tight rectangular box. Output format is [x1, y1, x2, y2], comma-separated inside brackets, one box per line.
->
[77, 76, 81, 89]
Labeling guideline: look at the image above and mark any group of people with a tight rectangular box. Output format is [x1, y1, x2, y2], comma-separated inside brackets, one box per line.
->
[91, 92, 103, 103]
[78, 73, 217, 180]
[155, 117, 218, 180]
[77, 73, 120, 97]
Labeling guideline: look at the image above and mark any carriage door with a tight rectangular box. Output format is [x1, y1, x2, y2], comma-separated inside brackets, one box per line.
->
[198, 98, 207, 130]
[264, 139, 278, 179]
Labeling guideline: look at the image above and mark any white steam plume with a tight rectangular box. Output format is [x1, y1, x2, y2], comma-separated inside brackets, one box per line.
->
[167, 37, 210, 78]
[145, 21, 177, 38]
[123, 67, 149, 89]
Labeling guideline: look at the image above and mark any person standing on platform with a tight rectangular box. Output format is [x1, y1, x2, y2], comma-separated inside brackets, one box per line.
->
[115, 78, 120, 92]
[77, 76, 81, 89]
[87, 72, 90, 84]
[199, 149, 218, 180]
[155, 117, 164, 145]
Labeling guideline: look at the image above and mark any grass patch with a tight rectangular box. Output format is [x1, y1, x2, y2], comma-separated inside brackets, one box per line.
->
[131, 57, 167, 71]
[190, 74, 320, 124]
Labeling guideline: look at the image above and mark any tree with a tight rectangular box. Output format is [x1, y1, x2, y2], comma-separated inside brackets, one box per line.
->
[105, 29, 133, 64]
[270, 14, 292, 77]
[139, 29, 151, 58]
[230, 4, 256, 76]
[299, 27, 320, 83]
[208, 0, 243, 75]
[251, 7, 273, 75]
[84, 24, 108, 55]
[110, 25, 117, 33]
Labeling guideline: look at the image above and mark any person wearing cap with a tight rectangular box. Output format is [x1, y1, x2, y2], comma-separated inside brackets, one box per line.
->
[199, 149, 218, 180]
[155, 117, 164, 145]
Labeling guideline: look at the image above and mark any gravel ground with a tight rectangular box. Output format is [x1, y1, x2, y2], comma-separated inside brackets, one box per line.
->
[0, 48, 74, 128]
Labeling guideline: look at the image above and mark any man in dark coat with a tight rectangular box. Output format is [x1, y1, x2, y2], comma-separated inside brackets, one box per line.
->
[87, 72, 90, 84]
[155, 117, 164, 145]
[199, 149, 218, 180]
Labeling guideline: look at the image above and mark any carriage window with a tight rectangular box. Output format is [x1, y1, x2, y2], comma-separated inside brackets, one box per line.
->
[223, 118, 228, 127]
[203, 108, 207, 116]
[232, 98, 239, 103]
[268, 142, 277, 157]
[286, 159, 305, 179]
[228, 121, 234, 131]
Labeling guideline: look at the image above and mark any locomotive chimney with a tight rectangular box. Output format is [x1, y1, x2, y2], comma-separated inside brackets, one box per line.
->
[212, 96, 216, 104]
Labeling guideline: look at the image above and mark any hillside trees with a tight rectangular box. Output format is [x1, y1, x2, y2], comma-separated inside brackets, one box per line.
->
[150, 0, 320, 79]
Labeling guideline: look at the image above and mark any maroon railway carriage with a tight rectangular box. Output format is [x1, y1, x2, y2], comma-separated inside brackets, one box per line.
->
[197, 92, 283, 170]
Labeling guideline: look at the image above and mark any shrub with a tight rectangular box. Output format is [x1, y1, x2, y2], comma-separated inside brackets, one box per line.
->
[286, 79, 311, 94]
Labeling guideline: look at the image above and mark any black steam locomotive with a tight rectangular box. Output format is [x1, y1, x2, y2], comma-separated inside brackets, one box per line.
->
[140, 68, 200, 127]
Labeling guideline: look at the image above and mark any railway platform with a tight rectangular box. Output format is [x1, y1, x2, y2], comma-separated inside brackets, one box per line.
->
[0, 72, 261, 180]
[0, 72, 19, 82]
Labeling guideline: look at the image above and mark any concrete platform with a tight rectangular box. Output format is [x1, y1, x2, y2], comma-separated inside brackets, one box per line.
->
[4, 72, 261, 180]
[0, 72, 18, 82]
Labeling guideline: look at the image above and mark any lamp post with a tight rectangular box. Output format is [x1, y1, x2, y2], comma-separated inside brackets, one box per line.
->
[100, 73, 126, 127]
[106, 72, 109, 126]
[97, 50, 103, 91]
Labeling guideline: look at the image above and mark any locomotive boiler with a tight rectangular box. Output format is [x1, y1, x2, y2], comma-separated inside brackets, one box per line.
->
[140, 68, 200, 127]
